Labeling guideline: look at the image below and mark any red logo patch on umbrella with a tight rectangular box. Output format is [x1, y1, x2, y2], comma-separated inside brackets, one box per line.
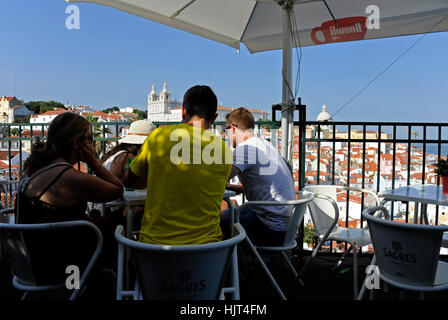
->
[311, 16, 367, 44]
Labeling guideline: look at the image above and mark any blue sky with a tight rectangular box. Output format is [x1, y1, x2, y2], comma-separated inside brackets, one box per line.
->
[1, 0, 448, 122]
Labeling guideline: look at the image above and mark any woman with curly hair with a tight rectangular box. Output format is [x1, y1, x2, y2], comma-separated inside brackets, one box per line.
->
[15, 112, 124, 290]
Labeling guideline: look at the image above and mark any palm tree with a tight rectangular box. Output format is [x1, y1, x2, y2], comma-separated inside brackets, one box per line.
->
[91, 124, 112, 158]
[84, 115, 113, 157]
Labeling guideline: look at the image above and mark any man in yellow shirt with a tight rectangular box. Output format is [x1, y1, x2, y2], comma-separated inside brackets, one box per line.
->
[123, 85, 232, 245]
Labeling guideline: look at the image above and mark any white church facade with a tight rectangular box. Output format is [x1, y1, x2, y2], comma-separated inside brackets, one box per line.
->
[147, 83, 269, 123]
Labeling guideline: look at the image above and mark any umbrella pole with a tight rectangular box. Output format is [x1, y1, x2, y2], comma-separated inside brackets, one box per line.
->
[281, 1, 293, 162]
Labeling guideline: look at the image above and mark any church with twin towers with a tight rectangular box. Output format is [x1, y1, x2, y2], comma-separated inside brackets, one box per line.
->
[147, 83, 269, 123]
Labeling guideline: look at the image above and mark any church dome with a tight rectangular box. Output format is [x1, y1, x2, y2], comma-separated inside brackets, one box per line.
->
[162, 82, 169, 94]
[150, 85, 157, 97]
[317, 105, 332, 122]
[160, 82, 171, 101]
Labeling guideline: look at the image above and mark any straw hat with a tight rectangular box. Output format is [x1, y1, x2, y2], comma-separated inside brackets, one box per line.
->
[119, 120, 155, 144]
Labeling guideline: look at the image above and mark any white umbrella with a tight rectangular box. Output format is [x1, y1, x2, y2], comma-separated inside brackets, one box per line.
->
[66, 0, 448, 161]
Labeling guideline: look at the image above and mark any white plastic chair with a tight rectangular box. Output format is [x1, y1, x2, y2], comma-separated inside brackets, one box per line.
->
[363, 206, 448, 298]
[235, 190, 314, 300]
[0, 220, 103, 300]
[299, 185, 380, 299]
[114, 223, 246, 300]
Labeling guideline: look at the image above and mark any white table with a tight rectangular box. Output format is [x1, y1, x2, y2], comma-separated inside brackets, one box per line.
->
[378, 184, 448, 225]
[359, 184, 448, 300]
[124, 189, 147, 206]
[123, 189, 237, 234]
[125, 189, 235, 205]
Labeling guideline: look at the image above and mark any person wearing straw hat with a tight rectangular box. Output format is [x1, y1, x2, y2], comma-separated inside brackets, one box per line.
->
[89, 120, 155, 220]
[101, 120, 155, 181]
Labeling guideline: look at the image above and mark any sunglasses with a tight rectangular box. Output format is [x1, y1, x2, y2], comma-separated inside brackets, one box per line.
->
[225, 124, 238, 130]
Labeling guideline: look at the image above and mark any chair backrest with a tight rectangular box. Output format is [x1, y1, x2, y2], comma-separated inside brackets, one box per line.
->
[0, 208, 14, 224]
[0, 220, 103, 294]
[283, 190, 315, 247]
[115, 223, 245, 300]
[304, 185, 340, 235]
[363, 206, 448, 287]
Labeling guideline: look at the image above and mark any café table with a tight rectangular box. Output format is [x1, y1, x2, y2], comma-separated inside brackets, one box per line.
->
[358, 184, 448, 300]
[123, 189, 147, 237]
[378, 184, 448, 225]
[123, 189, 236, 235]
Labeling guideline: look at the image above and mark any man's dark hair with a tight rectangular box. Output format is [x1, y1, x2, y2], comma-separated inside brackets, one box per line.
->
[182, 85, 217, 122]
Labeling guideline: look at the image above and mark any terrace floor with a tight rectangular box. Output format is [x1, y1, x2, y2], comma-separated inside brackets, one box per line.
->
[2, 246, 448, 302]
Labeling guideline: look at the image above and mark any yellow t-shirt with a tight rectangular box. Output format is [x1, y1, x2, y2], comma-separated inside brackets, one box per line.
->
[130, 123, 233, 245]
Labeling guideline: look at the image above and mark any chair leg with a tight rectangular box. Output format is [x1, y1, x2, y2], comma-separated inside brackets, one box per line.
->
[281, 251, 298, 278]
[356, 255, 376, 301]
[332, 245, 353, 271]
[244, 237, 287, 300]
[230, 245, 240, 300]
[369, 287, 375, 300]
[352, 243, 359, 300]
[295, 236, 327, 286]
[21, 292, 28, 300]
[281, 251, 304, 287]
[133, 279, 140, 300]
[116, 242, 125, 300]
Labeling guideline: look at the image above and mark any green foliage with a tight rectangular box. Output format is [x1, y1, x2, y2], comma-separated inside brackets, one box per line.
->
[136, 109, 147, 120]
[25, 100, 67, 114]
[435, 156, 448, 177]
[84, 115, 99, 123]
[10, 128, 20, 136]
[102, 106, 120, 114]
[13, 115, 31, 124]
[303, 225, 315, 244]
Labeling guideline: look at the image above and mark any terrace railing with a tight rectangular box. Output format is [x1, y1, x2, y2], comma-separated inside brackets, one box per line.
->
[0, 120, 278, 207]
[2, 115, 448, 255]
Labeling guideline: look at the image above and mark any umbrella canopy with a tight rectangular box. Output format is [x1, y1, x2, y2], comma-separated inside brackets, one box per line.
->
[67, 0, 448, 53]
[67, 0, 448, 161]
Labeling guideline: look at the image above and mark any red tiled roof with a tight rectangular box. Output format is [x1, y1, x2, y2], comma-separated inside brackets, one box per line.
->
[0, 162, 20, 169]
[305, 170, 330, 177]
[0, 151, 20, 160]
[21, 130, 47, 137]
[92, 111, 108, 117]
[1, 96, 16, 101]
[38, 109, 68, 116]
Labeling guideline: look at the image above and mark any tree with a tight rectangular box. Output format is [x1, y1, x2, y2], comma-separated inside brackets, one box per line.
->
[102, 106, 120, 114]
[10, 128, 20, 136]
[91, 124, 113, 157]
[25, 101, 42, 114]
[13, 115, 31, 124]
[84, 115, 99, 123]
[303, 225, 315, 246]
[40, 101, 66, 113]
[25, 100, 67, 114]
[136, 109, 147, 120]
